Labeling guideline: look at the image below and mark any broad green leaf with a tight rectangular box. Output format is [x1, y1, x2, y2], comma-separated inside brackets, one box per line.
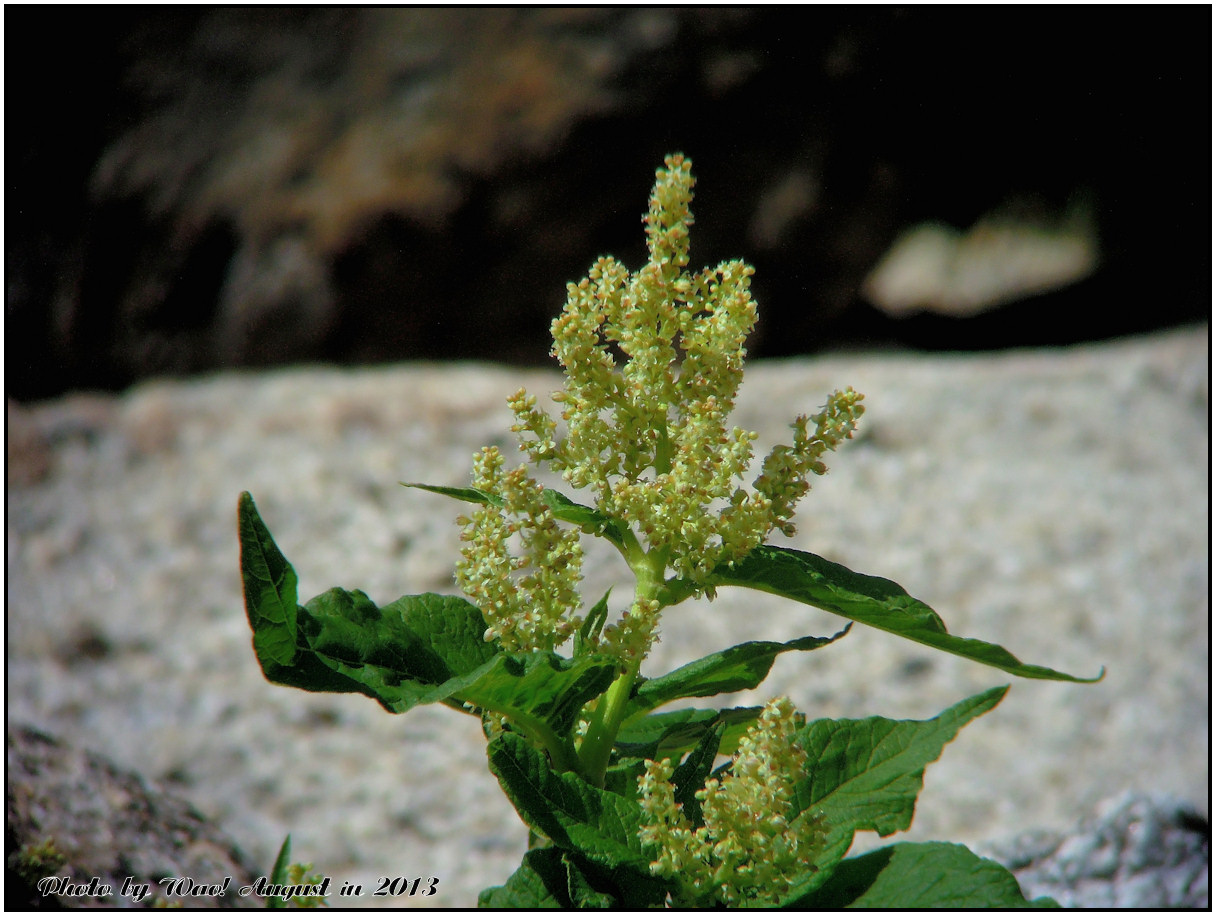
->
[461, 651, 616, 738]
[238, 492, 299, 667]
[238, 495, 616, 734]
[563, 855, 617, 909]
[561, 851, 671, 909]
[487, 732, 651, 873]
[792, 687, 1008, 875]
[623, 627, 851, 721]
[303, 588, 497, 690]
[255, 586, 494, 711]
[479, 848, 568, 908]
[240, 495, 374, 697]
[613, 706, 762, 760]
[713, 546, 1103, 682]
[786, 841, 1057, 908]
[295, 589, 615, 734]
[479, 848, 669, 909]
[602, 756, 648, 802]
[602, 756, 650, 803]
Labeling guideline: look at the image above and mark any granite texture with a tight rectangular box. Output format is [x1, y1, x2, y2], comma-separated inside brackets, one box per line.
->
[978, 791, 1209, 908]
[7, 326, 1208, 906]
[6, 725, 263, 909]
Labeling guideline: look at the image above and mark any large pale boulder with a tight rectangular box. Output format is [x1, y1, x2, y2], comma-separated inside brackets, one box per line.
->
[7, 327, 1207, 905]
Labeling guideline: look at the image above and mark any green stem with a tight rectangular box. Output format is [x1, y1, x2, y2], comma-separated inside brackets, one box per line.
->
[578, 542, 668, 785]
[578, 661, 640, 786]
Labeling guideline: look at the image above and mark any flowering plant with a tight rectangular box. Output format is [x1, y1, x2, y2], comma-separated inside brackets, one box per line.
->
[238, 155, 1100, 907]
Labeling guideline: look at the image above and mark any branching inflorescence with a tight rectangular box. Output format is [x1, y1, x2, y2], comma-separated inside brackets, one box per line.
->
[457, 154, 864, 664]
[638, 696, 827, 906]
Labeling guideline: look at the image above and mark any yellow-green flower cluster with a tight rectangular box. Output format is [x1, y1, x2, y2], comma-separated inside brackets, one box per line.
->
[455, 447, 584, 651]
[637, 697, 826, 907]
[756, 386, 867, 537]
[510, 155, 862, 644]
[282, 862, 328, 908]
[459, 154, 863, 659]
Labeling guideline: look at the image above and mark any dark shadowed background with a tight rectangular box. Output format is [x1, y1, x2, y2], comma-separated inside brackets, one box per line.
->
[6, 6, 1210, 402]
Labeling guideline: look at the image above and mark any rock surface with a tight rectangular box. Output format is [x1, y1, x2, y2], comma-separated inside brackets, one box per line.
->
[6, 725, 262, 909]
[979, 792, 1210, 909]
[7, 326, 1208, 906]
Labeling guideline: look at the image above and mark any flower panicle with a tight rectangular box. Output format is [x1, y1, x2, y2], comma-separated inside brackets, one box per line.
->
[755, 386, 866, 538]
[457, 154, 864, 660]
[637, 696, 827, 907]
[454, 446, 584, 652]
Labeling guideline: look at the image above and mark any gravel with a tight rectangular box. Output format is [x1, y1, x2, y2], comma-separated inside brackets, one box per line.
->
[8, 326, 1207, 907]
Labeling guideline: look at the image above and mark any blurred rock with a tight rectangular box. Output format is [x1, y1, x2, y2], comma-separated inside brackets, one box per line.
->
[7, 401, 53, 487]
[7, 725, 263, 909]
[980, 792, 1210, 908]
[862, 201, 1099, 317]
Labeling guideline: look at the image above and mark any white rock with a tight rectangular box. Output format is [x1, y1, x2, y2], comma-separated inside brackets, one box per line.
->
[8, 327, 1207, 906]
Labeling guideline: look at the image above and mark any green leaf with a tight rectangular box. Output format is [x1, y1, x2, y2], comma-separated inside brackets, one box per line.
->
[713, 546, 1103, 682]
[792, 687, 1009, 875]
[266, 834, 293, 908]
[539, 489, 631, 548]
[487, 732, 651, 873]
[602, 756, 648, 802]
[402, 482, 631, 550]
[613, 706, 762, 760]
[563, 855, 616, 909]
[623, 627, 851, 721]
[240, 496, 373, 698]
[255, 587, 492, 711]
[293, 590, 616, 741]
[786, 841, 1058, 908]
[238, 492, 299, 667]
[561, 851, 671, 909]
[671, 721, 724, 827]
[238, 495, 616, 743]
[301, 588, 497, 698]
[574, 590, 611, 657]
[479, 848, 670, 909]
[463, 651, 617, 738]
[401, 481, 504, 507]
[479, 848, 569, 908]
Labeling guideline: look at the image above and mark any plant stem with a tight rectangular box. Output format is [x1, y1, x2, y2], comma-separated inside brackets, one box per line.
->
[578, 542, 668, 784]
[577, 661, 640, 786]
